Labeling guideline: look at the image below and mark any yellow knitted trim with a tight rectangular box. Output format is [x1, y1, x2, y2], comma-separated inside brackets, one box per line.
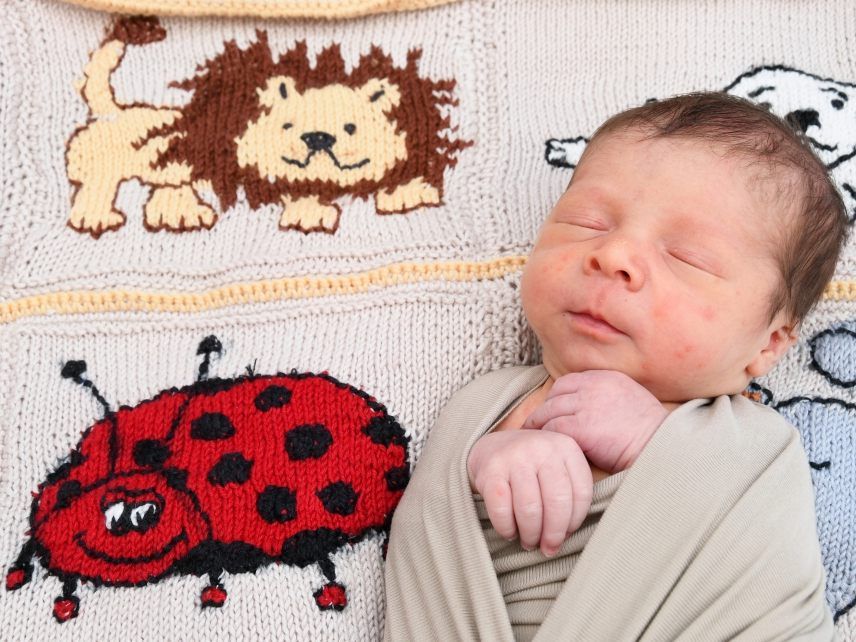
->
[823, 280, 856, 301]
[0, 257, 526, 323]
[1, 263, 853, 324]
[58, 0, 458, 19]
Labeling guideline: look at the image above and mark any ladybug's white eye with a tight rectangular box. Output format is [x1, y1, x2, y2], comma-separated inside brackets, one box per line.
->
[104, 502, 125, 531]
[129, 502, 159, 530]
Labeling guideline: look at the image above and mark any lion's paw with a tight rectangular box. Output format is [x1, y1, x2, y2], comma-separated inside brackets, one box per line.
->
[376, 177, 440, 214]
[68, 209, 126, 238]
[144, 185, 217, 231]
[279, 197, 340, 233]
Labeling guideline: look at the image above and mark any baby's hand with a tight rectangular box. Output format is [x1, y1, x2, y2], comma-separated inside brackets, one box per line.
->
[467, 430, 593, 557]
[522, 370, 669, 473]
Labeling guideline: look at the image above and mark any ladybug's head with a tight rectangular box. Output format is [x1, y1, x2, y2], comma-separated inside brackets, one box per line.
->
[34, 469, 209, 585]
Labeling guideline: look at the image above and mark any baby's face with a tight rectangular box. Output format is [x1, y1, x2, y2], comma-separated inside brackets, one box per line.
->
[521, 130, 796, 402]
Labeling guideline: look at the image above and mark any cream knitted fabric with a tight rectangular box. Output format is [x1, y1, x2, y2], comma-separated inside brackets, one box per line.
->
[0, 0, 854, 640]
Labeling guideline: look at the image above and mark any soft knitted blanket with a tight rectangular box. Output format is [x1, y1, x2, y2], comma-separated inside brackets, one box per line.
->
[0, 1, 854, 640]
[384, 364, 835, 641]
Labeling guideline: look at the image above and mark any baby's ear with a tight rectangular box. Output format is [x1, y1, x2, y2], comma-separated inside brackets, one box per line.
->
[746, 320, 799, 378]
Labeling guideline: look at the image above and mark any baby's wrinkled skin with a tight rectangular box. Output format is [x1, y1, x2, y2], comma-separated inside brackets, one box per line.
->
[468, 129, 799, 556]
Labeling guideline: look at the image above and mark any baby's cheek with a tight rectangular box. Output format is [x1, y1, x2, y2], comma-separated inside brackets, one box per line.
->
[653, 302, 716, 367]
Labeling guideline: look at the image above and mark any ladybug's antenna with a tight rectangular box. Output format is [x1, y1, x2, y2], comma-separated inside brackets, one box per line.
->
[197, 335, 222, 381]
[245, 359, 257, 377]
[61, 360, 111, 416]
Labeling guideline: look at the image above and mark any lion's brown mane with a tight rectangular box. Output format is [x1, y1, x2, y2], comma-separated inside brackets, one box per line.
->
[150, 32, 470, 210]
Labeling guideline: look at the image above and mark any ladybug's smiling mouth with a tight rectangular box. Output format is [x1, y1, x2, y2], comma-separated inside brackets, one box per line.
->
[73, 530, 188, 565]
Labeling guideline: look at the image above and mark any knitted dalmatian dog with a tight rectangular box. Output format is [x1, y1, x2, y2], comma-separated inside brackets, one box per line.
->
[546, 65, 856, 224]
[726, 66, 856, 223]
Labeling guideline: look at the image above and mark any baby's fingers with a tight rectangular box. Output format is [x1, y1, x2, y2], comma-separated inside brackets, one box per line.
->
[480, 474, 517, 541]
[564, 442, 594, 534]
[522, 393, 578, 430]
[537, 461, 573, 557]
[510, 467, 543, 551]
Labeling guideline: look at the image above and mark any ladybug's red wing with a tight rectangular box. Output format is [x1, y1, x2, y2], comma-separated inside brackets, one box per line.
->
[167, 374, 407, 558]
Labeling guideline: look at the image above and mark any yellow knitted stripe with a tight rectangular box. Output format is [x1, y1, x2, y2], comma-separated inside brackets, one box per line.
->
[823, 280, 856, 300]
[0, 257, 526, 323]
[1, 260, 853, 323]
[59, 0, 458, 19]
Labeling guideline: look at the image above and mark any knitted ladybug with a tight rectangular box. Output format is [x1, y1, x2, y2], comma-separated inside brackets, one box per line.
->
[5, 336, 409, 623]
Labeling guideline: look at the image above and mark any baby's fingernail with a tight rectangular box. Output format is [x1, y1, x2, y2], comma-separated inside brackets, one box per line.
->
[543, 547, 557, 557]
[521, 544, 534, 551]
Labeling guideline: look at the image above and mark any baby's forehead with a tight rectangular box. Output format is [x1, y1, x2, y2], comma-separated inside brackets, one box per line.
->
[577, 127, 799, 218]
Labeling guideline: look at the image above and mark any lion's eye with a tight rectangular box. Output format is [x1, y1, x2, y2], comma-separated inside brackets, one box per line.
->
[832, 99, 844, 110]
[282, 123, 293, 130]
[344, 123, 356, 135]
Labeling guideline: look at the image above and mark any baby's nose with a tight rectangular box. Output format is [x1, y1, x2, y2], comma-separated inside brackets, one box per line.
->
[584, 241, 644, 290]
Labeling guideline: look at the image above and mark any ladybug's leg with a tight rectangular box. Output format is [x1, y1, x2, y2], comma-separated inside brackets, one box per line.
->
[200, 570, 227, 609]
[5, 538, 35, 591]
[313, 556, 347, 612]
[53, 576, 80, 623]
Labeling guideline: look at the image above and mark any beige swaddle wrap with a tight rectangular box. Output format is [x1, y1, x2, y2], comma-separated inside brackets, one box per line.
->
[384, 364, 836, 641]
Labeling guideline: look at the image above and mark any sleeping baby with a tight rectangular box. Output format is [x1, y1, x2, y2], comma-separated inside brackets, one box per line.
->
[384, 92, 848, 641]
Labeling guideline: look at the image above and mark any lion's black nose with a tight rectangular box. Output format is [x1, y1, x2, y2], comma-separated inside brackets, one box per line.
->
[785, 109, 820, 133]
[301, 131, 336, 151]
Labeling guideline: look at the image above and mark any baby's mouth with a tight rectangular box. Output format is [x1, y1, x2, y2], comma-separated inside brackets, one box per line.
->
[566, 310, 625, 336]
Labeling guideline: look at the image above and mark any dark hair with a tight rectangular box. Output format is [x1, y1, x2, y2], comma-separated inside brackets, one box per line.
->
[577, 91, 849, 326]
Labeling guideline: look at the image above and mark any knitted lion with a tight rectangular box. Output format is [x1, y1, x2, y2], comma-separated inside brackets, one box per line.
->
[65, 16, 470, 238]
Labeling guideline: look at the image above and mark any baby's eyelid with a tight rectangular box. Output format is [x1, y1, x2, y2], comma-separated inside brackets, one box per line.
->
[668, 249, 711, 271]
[562, 216, 609, 230]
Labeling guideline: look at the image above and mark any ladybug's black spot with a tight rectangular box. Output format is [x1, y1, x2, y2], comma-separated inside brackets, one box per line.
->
[317, 481, 358, 516]
[163, 468, 189, 491]
[208, 453, 253, 486]
[285, 424, 333, 460]
[257, 485, 298, 523]
[362, 415, 407, 447]
[255, 385, 292, 411]
[56, 480, 82, 509]
[190, 413, 236, 440]
[385, 466, 410, 491]
[133, 439, 171, 468]
[281, 528, 348, 567]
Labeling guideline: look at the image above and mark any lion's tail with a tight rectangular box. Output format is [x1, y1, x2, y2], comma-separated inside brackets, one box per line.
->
[76, 16, 166, 117]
